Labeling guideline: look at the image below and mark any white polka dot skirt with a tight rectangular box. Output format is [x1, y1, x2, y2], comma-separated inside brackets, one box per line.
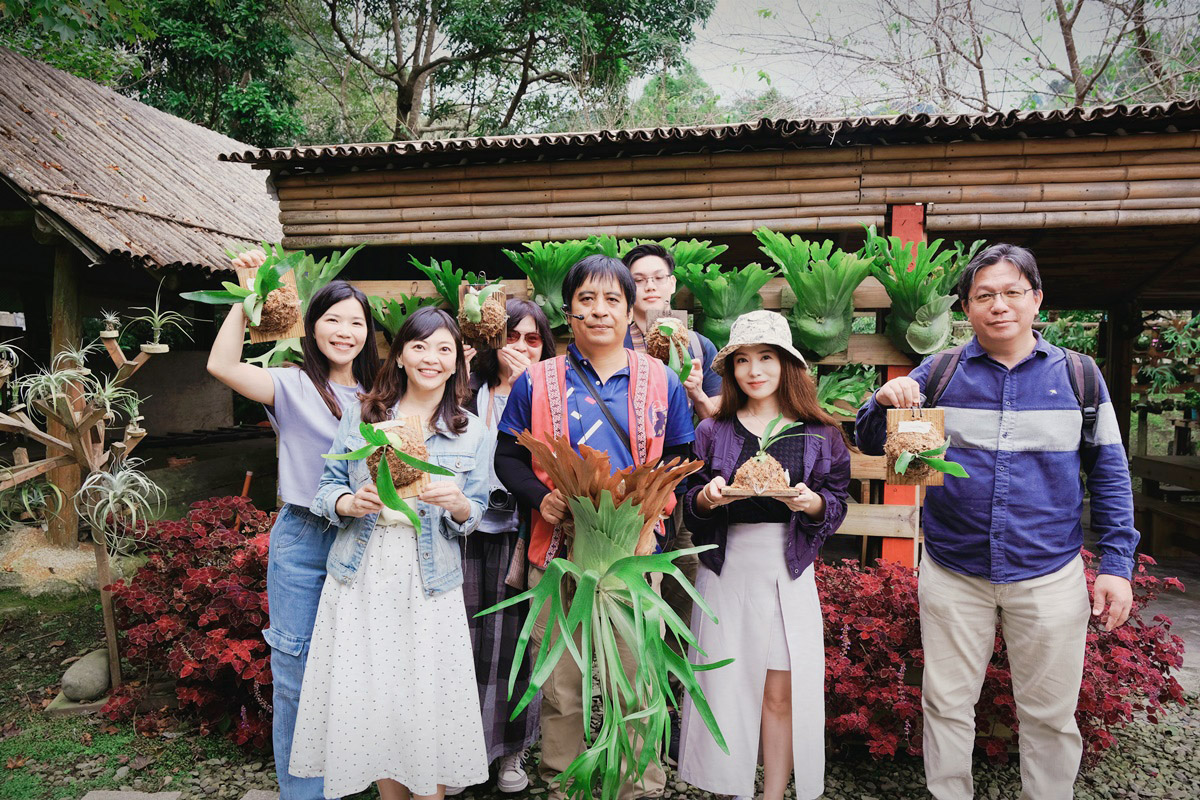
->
[289, 519, 490, 797]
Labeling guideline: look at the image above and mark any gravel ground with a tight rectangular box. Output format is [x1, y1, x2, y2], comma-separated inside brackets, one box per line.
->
[31, 696, 1189, 800]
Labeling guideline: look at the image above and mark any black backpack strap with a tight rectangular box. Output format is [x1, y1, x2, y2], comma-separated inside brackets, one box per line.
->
[923, 344, 966, 408]
[1064, 350, 1100, 445]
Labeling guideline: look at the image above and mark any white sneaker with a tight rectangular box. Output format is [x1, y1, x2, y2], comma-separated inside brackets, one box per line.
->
[443, 786, 465, 796]
[496, 749, 530, 793]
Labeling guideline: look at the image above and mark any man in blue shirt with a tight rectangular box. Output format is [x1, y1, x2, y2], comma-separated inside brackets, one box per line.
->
[495, 254, 695, 800]
[855, 243, 1138, 800]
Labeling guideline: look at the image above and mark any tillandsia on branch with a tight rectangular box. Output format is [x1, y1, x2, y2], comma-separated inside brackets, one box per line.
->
[481, 433, 728, 800]
[181, 244, 302, 334]
[322, 421, 454, 529]
[755, 227, 873, 358]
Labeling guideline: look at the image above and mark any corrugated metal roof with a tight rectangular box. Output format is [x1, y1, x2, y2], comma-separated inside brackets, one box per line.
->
[222, 101, 1200, 170]
[0, 47, 281, 272]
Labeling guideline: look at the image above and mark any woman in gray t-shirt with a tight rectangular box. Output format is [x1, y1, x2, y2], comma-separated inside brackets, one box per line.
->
[204, 250, 378, 800]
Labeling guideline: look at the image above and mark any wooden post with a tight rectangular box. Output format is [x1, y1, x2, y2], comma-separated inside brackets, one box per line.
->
[1105, 304, 1138, 451]
[93, 542, 123, 687]
[47, 243, 81, 547]
[881, 204, 926, 567]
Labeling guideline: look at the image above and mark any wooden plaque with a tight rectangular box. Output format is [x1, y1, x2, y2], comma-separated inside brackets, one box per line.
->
[457, 282, 508, 350]
[237, 267, 306, 344]
[375, 415, 431, 499]
[886, 407, 946, 486]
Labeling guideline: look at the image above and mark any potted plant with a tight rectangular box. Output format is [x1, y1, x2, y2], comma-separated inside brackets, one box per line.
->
[322, 421, 455, 528]
[99, 309, 122, 339]
[0, 478, 65, 531]
[755, 228, 873, 358]
[129, 280, 193, 354]
[484, 433, 728, 800]
[15, 364, 96, 420]
[888, 438, 969, 481]
[1182, 388, 1200, 421]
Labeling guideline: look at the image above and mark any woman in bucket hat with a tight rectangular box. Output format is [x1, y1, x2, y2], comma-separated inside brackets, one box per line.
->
[677, 310, 852, 800]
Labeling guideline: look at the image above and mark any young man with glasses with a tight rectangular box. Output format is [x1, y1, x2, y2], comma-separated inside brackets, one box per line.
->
[855, 243, 1139, 800]
[622, 243, 722, 420]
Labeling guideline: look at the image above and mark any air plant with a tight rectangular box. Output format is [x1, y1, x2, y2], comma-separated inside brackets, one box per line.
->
[128, 279, 193, 353]
[480, 434, 726, 800]
[0, 477, 65, 530]
[99, 309, 121, 338]
[0, 338, 25, 378]
[181, 243, 303, 335]
[672, 261, 777, 349]
[503, 239, 599, 329]
[729, 414, 824, 492]
[15, 365, 95, 419]
[892, 439, 969, 480]
[369, 294, 442, 342]
[755, 228, 873, 358]
[86, 374, 138, 424]
[863, 228, 985, 357]
[409, 256, 483, 315]
[815, 366, 878, 418]
[119, 393, 148, 434]
[322, 422, 455, 529]
[74, 455, 165, 556]
[51, 339, 103, 375]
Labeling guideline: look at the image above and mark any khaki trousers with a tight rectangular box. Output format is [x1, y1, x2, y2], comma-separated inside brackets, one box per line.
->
[528, 564, 666, 800]
[919, 555, 1091, 800]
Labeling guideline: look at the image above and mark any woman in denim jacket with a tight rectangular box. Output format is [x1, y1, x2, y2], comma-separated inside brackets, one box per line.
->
[290, 307, 491, 800]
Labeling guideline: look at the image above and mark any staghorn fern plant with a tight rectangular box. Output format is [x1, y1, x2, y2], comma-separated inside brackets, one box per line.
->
[755, 228, 873, 358]
[503, 240, 598, 330]
[369, 294, 442, 342]
[481, 433, 729, 800]
[673, 261, 777, 349]
[816, 365, 878, 418]
[862, 228, 983, 357]
[409, 256, 483, 315]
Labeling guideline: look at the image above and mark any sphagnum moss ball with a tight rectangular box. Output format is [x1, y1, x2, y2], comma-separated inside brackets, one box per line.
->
[367, 423, 428, 488]
[256, 285, 300, 336]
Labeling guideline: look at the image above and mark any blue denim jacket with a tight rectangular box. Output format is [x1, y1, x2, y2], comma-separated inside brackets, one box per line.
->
[310, 402, 490, 596]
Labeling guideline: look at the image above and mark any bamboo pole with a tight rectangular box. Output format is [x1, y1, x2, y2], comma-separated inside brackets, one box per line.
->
[861, 178, 1200, 204]
[283, 204, 889, 235]
[276, 168, 865, 201]
[930, 197, 1200, 216]
[861, 147, 1200, 174]
[282, 213, 885, 248]
[862, 163, 1200, 188]
[863, 132, 1200, 161]
[928, 208, 1200, 230]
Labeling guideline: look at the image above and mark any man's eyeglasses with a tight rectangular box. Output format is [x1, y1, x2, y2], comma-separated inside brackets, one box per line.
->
[969, 287, 1036, 306]
[632, 274, 673, 287]
[506, 331, 543, 347]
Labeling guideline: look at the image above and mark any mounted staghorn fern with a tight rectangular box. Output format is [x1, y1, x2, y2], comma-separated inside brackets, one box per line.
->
[816, 366, 877, 418]
[646, 318, 692, 383]
[369, 294, 441, 342]
[503, 239, 598, 330]
[458, 282, 507, 347]
[482, 433, 729, 800]
[322, 421, 455, 529]
[673, 261, 777, 349]
[891, 439, 969, 481]
[755, 228, 873, 358]
[729, 414, 824, 492]
[181, 243, 303, 335]
[409, 255, 483, 314]
[863, 228, 982, 357]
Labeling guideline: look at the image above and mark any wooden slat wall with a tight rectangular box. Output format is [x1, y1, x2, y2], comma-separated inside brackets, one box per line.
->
[277, 132, 1200, 249]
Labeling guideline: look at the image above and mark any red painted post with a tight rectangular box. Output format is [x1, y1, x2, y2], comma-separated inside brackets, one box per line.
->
[881, 205, 926, 566]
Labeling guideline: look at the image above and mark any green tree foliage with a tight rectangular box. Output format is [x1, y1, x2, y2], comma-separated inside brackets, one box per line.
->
[0, 0, 147, 85]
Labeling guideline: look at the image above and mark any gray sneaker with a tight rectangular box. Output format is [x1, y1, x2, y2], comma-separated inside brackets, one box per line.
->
[496, 749, 530, 793]
[443, 786, 465, 796]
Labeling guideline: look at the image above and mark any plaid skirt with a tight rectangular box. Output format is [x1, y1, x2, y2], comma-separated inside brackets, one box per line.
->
[461, 528, 541, 763]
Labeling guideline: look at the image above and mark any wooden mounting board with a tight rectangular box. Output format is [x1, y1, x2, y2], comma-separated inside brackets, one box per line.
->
[374, 416, 430, 499]
[722, 487, 800, 498]
[237, 267, 306, 344]
[886, 407, 946, 486]
[457, 283, 508, 349]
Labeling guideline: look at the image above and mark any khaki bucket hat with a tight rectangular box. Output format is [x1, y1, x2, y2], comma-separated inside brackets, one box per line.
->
[711, 310, 810, 376]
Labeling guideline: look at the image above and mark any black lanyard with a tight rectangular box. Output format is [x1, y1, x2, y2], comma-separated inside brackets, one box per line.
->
[566, 350, 636, 463]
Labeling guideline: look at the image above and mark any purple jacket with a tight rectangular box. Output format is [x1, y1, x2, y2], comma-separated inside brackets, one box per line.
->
[683, 416, 851, 578]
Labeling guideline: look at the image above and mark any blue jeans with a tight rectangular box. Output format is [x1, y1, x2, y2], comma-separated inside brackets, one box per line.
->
[265, 504, 338, 800]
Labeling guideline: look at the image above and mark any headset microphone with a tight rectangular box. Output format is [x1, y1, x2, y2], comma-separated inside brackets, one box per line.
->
[561, 305, 586, 321]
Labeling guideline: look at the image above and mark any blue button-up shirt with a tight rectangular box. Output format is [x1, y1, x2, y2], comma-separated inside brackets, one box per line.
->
[855, 334, 1138, 582]
[498, 343, 696, 469]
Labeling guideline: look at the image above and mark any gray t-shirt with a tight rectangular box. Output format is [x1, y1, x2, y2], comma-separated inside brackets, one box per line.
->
[266, 367, 361, 508]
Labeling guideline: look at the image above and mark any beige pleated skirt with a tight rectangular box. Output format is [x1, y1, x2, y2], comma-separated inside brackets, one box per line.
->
[677, 522, 826, 799]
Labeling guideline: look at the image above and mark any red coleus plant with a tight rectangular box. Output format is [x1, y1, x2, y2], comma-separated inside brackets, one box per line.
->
[103, 496, 274, 749]
[817, 550, 1186, 763]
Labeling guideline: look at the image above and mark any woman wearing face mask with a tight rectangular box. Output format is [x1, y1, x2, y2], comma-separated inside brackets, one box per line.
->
[676, 310, 851, 800]
[444, 299, 556, 797]
[205, 252, 379, 800]
[291, 307, 491, 800]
